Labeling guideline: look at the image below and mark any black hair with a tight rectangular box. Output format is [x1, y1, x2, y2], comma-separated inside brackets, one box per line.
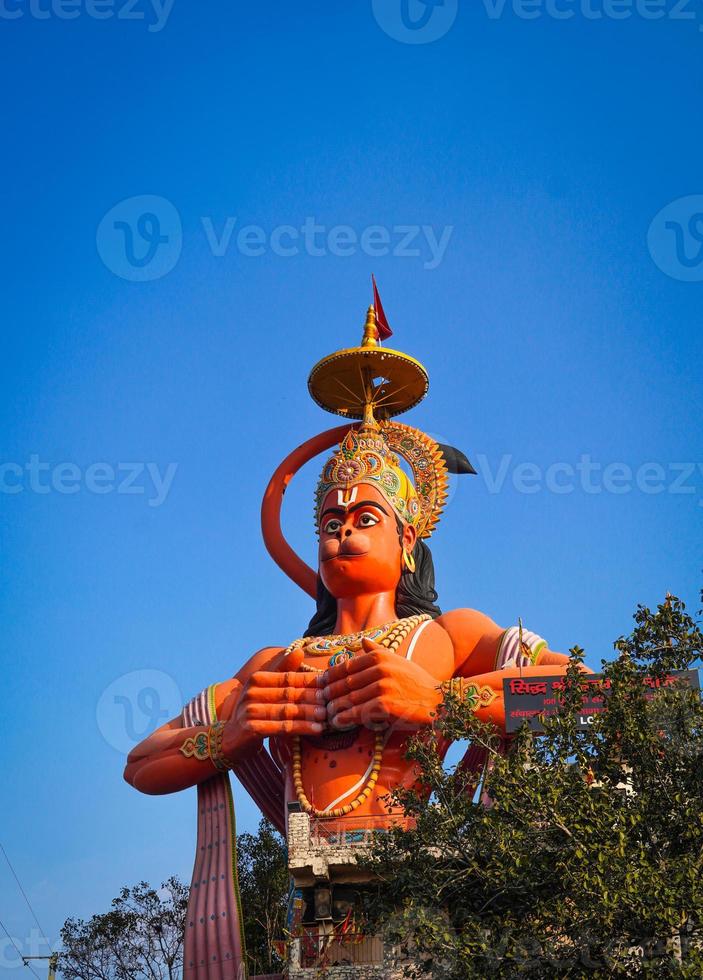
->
[304, 515, 442, 637]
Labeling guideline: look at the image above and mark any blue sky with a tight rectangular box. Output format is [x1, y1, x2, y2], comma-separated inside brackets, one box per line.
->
[1, 0, 702, 964]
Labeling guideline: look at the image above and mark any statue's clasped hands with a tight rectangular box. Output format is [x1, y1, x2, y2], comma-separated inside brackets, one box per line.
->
[229, 637, 443, 749]
[230, 647, 327, 744]
[322, 637, 443, 732]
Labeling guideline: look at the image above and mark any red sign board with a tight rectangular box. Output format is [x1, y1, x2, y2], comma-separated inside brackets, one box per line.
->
[503, 669, 700, 733]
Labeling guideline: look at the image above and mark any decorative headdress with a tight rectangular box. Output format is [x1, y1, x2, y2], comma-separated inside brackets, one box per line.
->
[309, 298, 474, 539]
[315, 421, 448, 538]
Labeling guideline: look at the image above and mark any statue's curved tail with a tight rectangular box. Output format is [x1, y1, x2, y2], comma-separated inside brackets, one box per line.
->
[260, 425, 352, 596]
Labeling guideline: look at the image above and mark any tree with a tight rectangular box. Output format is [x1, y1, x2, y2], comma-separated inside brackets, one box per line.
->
[59, 877, 188, 980]
[58, 820, 288, 979]
[361, 592, 703, 979]
[237, 818, 288, 977]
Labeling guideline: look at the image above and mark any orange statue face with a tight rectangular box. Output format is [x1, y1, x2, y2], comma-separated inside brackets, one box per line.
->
[318, 483, 417, 599]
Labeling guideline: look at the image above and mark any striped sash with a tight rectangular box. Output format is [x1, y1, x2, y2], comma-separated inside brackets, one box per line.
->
[182, 686, 248, 980]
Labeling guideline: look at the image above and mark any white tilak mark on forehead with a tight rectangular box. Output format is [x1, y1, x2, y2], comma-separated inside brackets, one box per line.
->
[336, 487, 358, 510]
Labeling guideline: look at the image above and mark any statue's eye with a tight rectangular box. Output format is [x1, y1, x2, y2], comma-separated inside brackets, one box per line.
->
[323, 518, 342, 534]
[357, 512, 379, 527]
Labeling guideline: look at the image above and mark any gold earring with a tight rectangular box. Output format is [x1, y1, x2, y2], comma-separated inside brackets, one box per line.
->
[402, 548, 416, 573]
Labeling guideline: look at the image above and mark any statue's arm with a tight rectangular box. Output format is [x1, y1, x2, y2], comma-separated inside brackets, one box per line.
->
[123, 712, 222, 796]
[435, 608, 591, 729]
[436, 607, 572, 677]
[123, 646, 279, 796]
[124, 643, 325, 795]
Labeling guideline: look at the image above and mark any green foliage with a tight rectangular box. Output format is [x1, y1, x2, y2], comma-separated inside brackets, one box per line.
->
[59, 877, 188, 980]
[58, 819, 288, 979]
[361, 592, 703, 979]
[237, 818, 288, 977]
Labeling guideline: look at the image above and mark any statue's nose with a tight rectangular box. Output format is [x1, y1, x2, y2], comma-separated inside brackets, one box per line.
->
[344, 528, 353, 538]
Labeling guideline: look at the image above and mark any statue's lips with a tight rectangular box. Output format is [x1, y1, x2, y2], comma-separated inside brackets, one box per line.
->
[321, 551, 368, 563]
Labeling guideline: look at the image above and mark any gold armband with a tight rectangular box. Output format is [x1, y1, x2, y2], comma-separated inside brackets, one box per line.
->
[209, 721, 233, 772]
[441, 678, 498, 712]
[179, 722, 232, 771]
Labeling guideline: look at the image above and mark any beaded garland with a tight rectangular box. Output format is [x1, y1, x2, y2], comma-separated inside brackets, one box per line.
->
[287, 614, 430, 818]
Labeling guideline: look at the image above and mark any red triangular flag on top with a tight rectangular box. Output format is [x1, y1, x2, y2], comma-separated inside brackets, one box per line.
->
[372, 274, 393, 340]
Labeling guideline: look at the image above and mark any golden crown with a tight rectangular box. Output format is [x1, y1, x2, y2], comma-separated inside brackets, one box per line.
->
[315, 420, 448, 539]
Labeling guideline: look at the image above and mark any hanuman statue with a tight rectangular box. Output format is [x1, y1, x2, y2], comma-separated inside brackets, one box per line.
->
[125, 299, 574, 978]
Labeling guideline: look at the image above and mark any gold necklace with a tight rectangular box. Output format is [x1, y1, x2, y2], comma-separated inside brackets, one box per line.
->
[287, 614, 430, 670]
[289, 614, 430, 818]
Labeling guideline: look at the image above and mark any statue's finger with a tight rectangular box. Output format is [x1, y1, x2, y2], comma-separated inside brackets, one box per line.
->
[321, 652, 379, 686]
[245, 703, 327, 723]
[278, 646, 305, 672]
[327, 681, 386, 716]
[245, 686, 324, 705]
[361, 637, 388, 653]
[250, 669, 321, 688]
[323, 667, 384, 702]
[246, 719, 324, 736]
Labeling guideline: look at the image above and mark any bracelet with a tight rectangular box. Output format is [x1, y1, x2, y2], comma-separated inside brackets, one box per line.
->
[179, 730, 210, 761]
[441, 678, 498, 712]
[179, 722, 233, 771]
[209, 721, 234, 772]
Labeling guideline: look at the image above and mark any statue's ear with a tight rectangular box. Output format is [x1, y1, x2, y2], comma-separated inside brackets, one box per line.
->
[438, 443, 477, 476]
[402, 521, 418, 553]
